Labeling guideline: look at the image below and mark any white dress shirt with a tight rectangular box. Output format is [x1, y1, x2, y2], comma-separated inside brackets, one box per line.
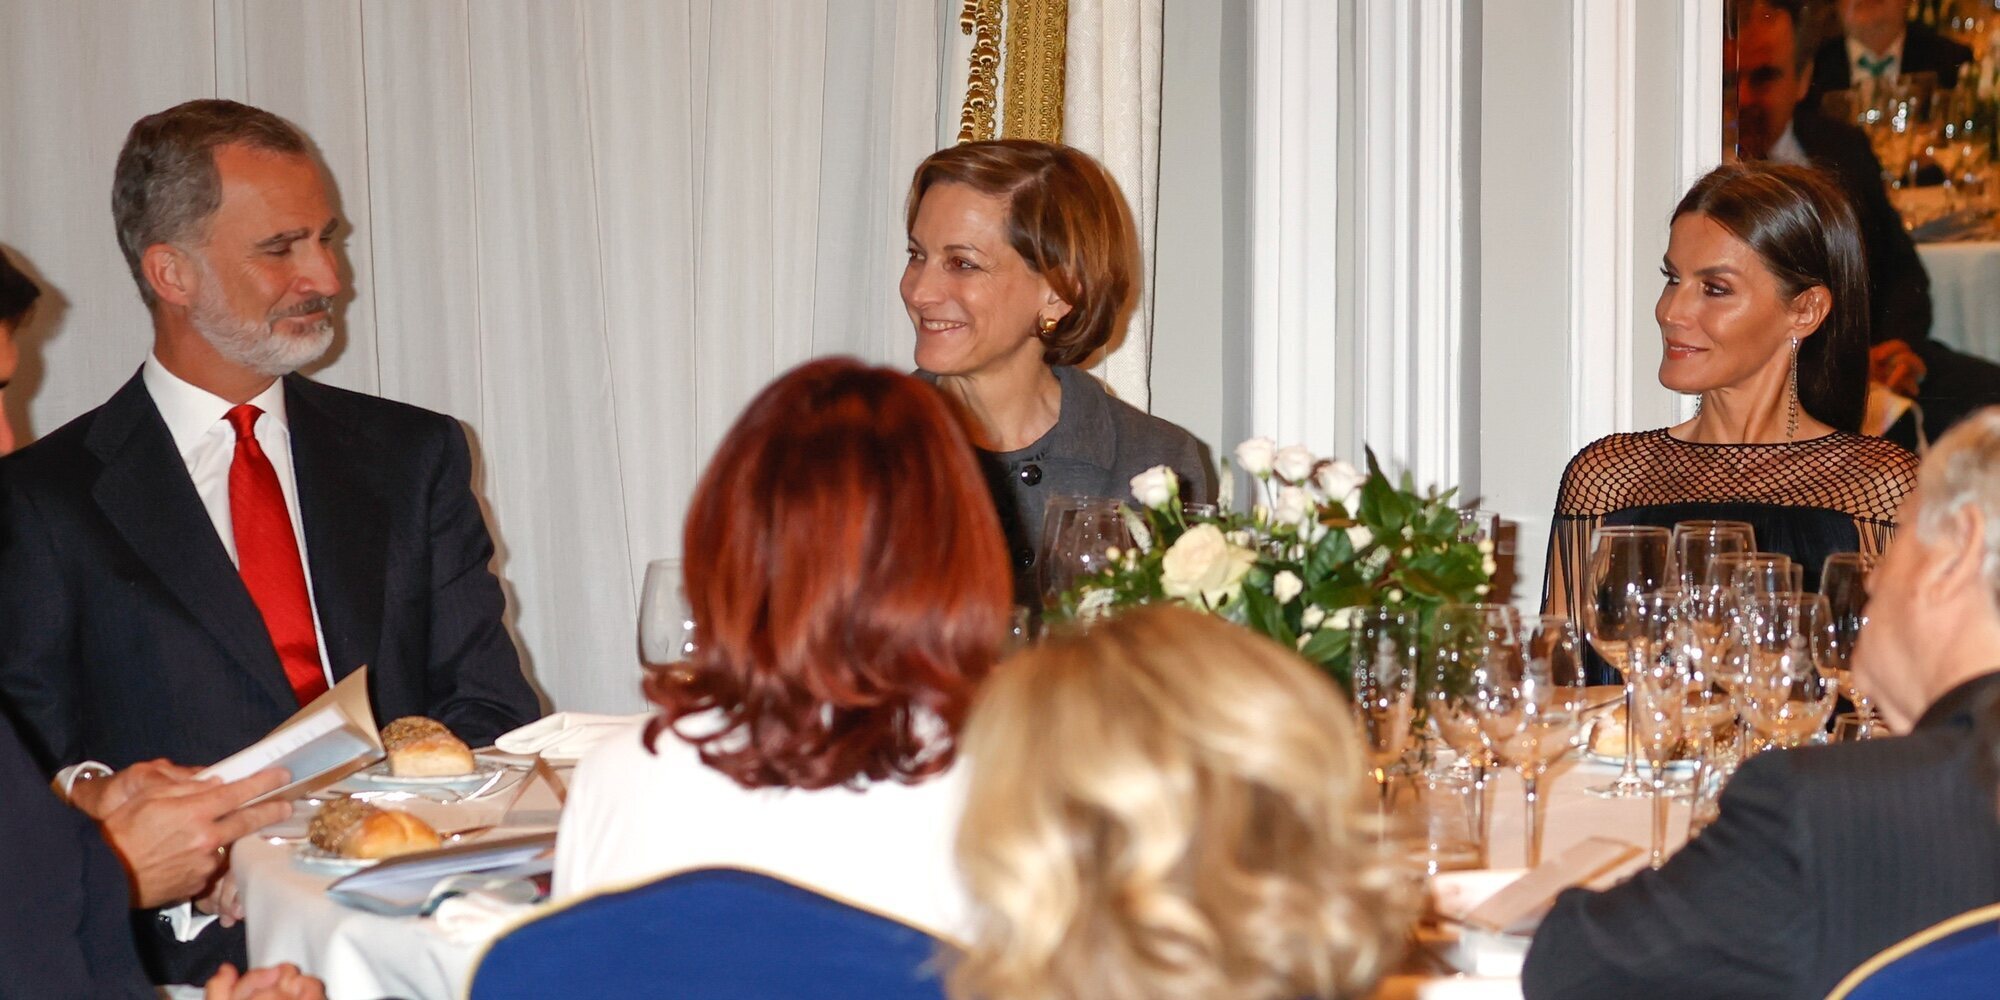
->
[1846, 32, 1907, 87]
[140, 354, 335, 689]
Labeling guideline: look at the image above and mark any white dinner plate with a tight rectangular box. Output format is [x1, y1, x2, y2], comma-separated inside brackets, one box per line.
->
[341, 759, 505, 792]
[292, 843, 382, 876]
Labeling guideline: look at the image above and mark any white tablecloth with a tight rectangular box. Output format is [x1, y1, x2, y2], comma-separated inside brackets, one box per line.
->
[236, 773, 564, 1000]
[235, 754, 1678, 1000]
[1917, 241, 2000, 362]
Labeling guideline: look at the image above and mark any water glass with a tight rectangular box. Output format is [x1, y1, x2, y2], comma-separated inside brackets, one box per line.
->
[1583, 526, 1672, 798]
[1352, 606, 1418, 805]
[638, 557, 696, 665]
[1038, 496, 1132, 610]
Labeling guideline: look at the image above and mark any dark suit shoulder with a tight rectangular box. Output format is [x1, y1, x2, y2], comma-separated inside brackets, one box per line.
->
[286, 376, 460, 434]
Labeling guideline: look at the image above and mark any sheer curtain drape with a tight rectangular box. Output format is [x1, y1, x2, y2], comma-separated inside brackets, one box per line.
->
[0, 0, 947, 712]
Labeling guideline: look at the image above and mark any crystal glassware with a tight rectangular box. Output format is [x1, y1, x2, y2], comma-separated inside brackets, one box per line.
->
[1583, 526, 1673, 798]
[1819, 553, 1883, 739]
[1479, 613, 1587, 868]
[1627, 591, 1693, 868]
[1428, 602, 1521, 863]
[638, 557, 696, 665]
[1738, 591, 1839, 752]
[1352, 606, 1418, 807]
[1037, 495, 1132, 611]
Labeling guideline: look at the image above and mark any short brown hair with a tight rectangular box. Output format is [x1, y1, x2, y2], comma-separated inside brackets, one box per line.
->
[904, 140, 1139, 367]
[642, 357, 1012, 790]
[111, 99, 310, 307]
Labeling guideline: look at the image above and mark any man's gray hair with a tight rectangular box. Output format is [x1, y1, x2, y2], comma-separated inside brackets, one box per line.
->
[111, 99, 309, 307]
[1917, 406, 2000, 605]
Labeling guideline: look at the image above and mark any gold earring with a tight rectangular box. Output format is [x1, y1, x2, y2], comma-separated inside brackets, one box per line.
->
[1038, 315, 1059, 335]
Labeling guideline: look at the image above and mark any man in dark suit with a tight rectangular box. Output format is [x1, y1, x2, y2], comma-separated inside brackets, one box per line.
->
[1804, 0, 1975, 112]
[0, 99, 540, 981]
[1737, 0, 2000, 446]
[1523, 407, 2000, 999]
[0, 710, 321, 999]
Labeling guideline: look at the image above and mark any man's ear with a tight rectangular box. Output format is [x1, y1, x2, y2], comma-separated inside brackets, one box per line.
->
[1920, 504, 1990, 606]
[142, 244, 197, 308]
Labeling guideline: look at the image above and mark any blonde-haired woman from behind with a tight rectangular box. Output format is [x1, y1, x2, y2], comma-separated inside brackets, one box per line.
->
[952, 605, 1418, 1000]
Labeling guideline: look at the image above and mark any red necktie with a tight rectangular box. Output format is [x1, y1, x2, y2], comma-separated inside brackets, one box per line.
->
[226, 404, 329, 706]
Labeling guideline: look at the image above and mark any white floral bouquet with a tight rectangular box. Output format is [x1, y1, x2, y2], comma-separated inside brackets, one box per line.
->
[1050, 439, 1495, 687]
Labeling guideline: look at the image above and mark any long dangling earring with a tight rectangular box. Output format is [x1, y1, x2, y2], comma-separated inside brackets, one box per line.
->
[1786, 336, 1800, 441]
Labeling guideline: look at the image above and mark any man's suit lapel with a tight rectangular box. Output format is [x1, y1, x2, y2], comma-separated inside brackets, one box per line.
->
[85, 373, 299, 713]
[285, 376, 387, 688]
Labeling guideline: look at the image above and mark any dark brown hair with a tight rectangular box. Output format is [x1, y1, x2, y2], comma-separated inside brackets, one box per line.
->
[111, 99, 310, 307]
[0, 248, 39, 326]
[1672, 162, 1871, 433]
[642, 357, 1012, 790]
[904, 140, 1139, 367]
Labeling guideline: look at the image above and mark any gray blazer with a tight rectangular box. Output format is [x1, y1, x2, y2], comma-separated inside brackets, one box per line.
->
[922, 365, 1214, 606]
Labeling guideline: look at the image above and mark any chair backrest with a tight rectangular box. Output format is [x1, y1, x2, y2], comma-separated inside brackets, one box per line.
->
[467, 867, 956, 1000]
[1827, 900, 2000, 1000]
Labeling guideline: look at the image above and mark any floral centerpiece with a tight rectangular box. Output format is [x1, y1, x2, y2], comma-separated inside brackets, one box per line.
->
[1049, 439, 1496, 688]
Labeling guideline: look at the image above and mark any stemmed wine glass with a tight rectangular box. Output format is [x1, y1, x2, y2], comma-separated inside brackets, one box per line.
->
[1352, 606, 1418, 807]
[1428, 603, 1521, 863]
[1738, 591, 1839, 752]
[639, 557, 697, 665]
[1673, 521, 1756, 593]
[1584, 526, 1674, 798]
[1038, 496, 1133, 611]
[1627, 591, 1692, 868]
[1820, 553, 1883, 739]
[1478, 613, 1587, 868]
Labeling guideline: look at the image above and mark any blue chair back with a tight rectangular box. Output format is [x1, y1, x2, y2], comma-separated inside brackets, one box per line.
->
[468, 867, 955, 1000]
[1830, 901, 2000, 1000]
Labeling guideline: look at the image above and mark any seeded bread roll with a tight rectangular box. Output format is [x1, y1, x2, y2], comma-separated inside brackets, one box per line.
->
[306, 797, 442, 859]
[381, 716, 475, 777]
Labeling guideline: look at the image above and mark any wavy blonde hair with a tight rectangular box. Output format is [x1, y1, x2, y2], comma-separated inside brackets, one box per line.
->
[952, 605, 1417, 1000]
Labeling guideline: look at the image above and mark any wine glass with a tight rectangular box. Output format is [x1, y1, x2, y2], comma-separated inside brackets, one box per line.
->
[1457, 508, 1500, 546]
[1038, 496, 1132, 610]
[1717, 553, 1801, 605]
[1820, 553, 1883, 739]
[1428, 603, 1521, 862]
[1352, 606, 1418, 807]
[1479, 613, 1586, 868]
[1583, 526, 1673, 798]
[1738, 592, 1839, 752]
[1673, 521, 1756, 592]
[1627, 591, 1692, 869]
[638, 557, 696, 665]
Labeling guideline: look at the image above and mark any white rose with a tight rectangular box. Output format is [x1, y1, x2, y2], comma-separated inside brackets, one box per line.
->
[1482, 555, 1499, 575]
[1301, 605, 1327, 630]
[1160, 523, 1258, 607]
[1347, 524, 1374, 549]
[1234, 437, 1277, 478]
[1274, 445, 1316, 484]
[1328, 606, 1362, 631]
[1273, 570, 1303, 604]
[1296, 631, 1314, 651]
[1273, 486, 1314, 529]
[1313, 460, 1365, 503]
[1227, 529, 1254, 547]
[1129, 465, 1179, 510]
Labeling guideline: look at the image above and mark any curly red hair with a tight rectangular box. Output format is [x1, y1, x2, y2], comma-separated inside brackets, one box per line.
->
[643, 357, 1012, 790]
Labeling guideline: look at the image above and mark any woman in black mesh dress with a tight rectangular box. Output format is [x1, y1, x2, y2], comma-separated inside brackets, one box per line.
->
[1545, 163, 1917, 683]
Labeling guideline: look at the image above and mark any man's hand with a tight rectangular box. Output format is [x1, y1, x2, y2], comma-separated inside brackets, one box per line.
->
[98, 767, 293, 908]
[69, 759, 201, 819]
[1871, 339, 1927, 398]
[205, 962, 325, 1000]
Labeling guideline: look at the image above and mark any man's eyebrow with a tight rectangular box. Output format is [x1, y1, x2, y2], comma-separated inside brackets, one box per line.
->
[256, 228, 312, 248]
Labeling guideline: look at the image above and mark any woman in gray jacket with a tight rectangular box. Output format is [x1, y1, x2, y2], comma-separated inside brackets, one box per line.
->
[900, 140, 1212, 607]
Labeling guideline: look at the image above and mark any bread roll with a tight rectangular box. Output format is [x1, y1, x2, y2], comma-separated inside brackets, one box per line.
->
[381, 716, 475, 777]
[307, 797, 442, 859]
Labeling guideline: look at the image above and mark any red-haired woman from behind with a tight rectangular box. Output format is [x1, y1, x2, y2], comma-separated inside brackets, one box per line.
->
[554, 357, 1012, 936]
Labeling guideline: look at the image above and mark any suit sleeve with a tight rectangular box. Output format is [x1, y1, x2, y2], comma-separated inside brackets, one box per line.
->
[0, 469, 83, 771]
[1521, 753, 1809, 999]
[420, 419, 542, 745]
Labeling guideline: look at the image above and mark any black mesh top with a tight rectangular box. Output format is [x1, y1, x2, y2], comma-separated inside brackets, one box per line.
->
[1542, 429, 1918, 681]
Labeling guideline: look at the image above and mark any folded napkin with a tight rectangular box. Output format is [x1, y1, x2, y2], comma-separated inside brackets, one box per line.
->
[493, 712, 648, 761]
[433, 887, 541, 946]
[1418, 977, 1524, 1000]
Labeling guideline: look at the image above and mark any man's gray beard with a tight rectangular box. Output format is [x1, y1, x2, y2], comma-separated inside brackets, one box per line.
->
[189, 286, 335, 378]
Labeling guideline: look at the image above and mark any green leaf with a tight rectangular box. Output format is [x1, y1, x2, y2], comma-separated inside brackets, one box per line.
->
[1306, 523, 1355, 581]
[1239, 585, 1295, 648]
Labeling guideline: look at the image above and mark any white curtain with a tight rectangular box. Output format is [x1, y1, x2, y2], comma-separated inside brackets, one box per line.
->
[0, 0, 947, 712]
[1065, 0, 1163, 410]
